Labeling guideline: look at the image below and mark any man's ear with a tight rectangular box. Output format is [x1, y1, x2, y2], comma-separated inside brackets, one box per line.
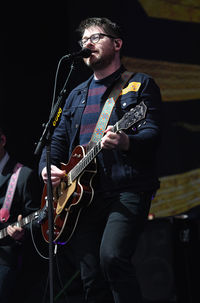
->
[114, 38, 123, 51]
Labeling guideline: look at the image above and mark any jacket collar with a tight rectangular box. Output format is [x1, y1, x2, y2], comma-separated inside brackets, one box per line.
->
[0, 158, 18, 188]
[0, 152, 9, 174]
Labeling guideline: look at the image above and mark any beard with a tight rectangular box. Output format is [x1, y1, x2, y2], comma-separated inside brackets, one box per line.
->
[84, 50, 116, 71]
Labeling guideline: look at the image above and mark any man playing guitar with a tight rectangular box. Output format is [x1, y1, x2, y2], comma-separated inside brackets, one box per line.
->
[39, 17, 162, 303]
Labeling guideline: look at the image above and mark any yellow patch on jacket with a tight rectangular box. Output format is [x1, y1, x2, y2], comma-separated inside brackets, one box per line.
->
[120, 82, 141, 95]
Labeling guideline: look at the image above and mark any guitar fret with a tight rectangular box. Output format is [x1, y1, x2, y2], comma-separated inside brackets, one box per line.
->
[0, 230, 6, 239]
[71, 143, 101, 182]
[23, 217, 30, 225]
[0, 210, 41, 240]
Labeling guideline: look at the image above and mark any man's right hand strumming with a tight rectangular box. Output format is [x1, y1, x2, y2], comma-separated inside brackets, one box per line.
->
[41, 165, 66, 187]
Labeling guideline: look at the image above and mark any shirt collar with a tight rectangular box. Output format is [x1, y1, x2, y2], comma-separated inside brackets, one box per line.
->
[93, 65, 126, 87]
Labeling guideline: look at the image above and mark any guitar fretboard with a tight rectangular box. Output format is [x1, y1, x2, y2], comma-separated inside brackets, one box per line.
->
[70, 141, 102, 182]
[68, 101, 146, 183]
[0, 210, 40, 240]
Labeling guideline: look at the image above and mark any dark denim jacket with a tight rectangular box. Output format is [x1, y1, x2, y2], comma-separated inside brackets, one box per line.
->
[39, 68, 162, 193]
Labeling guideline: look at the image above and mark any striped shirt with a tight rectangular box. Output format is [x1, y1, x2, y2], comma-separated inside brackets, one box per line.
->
[79, 78, 107, 146]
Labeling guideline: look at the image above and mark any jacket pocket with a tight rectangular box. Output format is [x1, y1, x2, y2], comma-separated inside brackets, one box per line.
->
[120, 96, 138, 111]
[115, 95, 138, 118]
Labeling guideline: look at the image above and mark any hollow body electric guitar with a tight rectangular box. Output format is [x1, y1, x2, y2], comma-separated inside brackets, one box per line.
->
[41, 101, 147, 245]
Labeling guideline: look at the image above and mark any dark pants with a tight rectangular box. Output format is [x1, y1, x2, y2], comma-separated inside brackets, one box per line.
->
[70, 191, 153, 303]
[0, 265, 17, 303]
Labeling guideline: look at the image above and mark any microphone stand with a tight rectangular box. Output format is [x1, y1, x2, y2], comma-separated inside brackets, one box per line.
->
[34, 60, 75, 303]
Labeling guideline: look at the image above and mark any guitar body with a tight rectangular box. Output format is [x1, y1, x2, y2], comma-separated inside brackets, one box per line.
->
[41, 145, 97, 244]
[40, 102, 147, 244]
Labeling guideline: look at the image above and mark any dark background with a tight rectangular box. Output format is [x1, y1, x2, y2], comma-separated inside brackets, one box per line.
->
[1, 2, 200, 302]
[1, 2, 200, 176]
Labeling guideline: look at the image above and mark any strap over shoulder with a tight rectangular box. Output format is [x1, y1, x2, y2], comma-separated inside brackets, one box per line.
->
[87, 71, 134, 149]
[0, 163, 23, 223]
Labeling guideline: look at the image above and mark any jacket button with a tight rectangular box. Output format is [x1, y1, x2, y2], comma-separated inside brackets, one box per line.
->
[123, 102, 126, 107]
[75, 124, 79, 128]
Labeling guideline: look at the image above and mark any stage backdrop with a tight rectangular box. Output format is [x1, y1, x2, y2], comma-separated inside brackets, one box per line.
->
[1, 0, 200, 217]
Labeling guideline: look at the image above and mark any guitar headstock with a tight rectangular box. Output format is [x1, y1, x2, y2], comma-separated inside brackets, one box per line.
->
[117, 101, 147, 131]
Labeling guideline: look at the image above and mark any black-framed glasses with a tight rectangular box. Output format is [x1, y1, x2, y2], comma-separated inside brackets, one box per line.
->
[79, 33, 116, 48]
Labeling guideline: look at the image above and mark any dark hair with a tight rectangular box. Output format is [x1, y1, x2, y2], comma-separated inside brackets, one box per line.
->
[76, 17, 123, 40]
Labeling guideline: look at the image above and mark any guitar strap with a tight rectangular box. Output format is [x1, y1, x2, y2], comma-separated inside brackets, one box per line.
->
[87, 70, 134, 151]
[0, 162, 23, 223]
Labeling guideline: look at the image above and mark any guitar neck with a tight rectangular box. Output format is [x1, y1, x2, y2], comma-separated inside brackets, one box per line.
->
[70, 141, 101, 182]
[70, 122, 120, 182]
[69, 101, 147, 183]
[0, 210, 41, 240]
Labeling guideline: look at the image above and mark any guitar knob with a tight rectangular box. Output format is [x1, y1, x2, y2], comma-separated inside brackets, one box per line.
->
[132, 127, 137, 133]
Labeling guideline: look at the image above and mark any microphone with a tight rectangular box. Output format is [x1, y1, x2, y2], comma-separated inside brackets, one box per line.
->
[62, 48, 92, 60]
